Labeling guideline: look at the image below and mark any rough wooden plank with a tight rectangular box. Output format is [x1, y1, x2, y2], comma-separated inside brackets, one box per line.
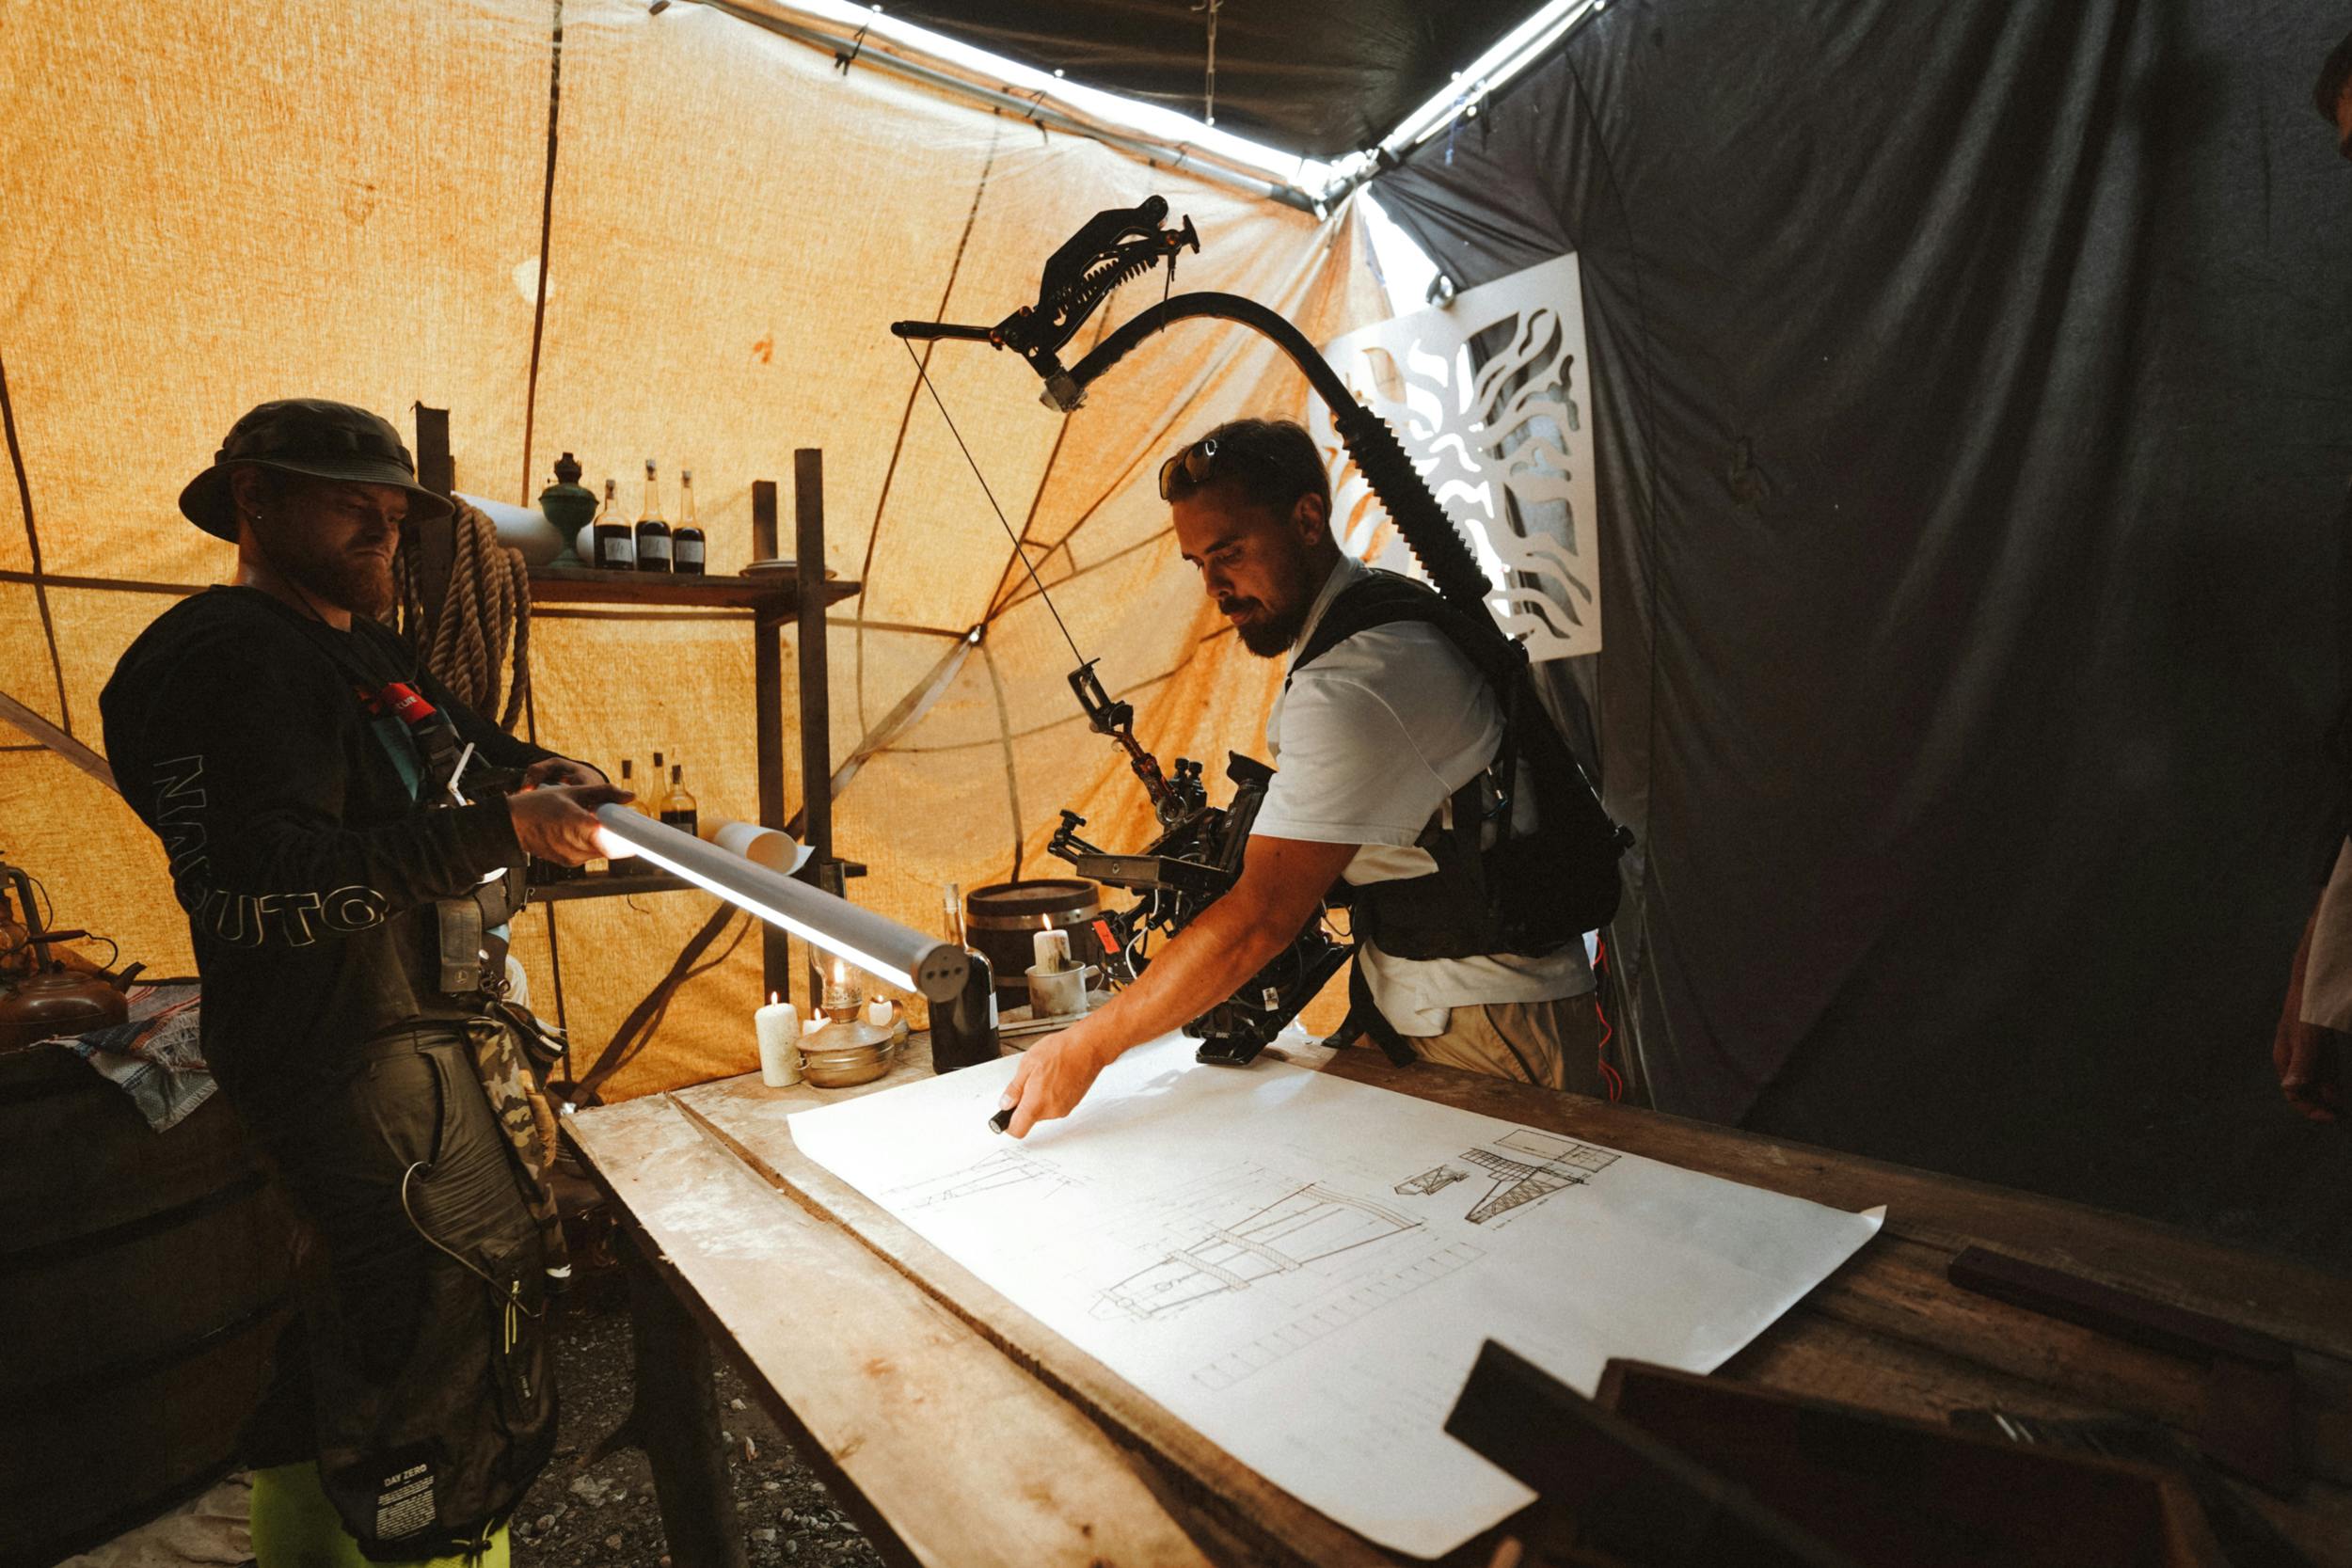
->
[564, 1093, 1215, 1568]
[1320, 1050, 2352, 1362]
[1723, 1311, 2352, 1566]
[673, 1063, 1407, 1568]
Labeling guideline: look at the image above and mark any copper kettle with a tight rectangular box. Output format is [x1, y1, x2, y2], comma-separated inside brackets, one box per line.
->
[0, 942, 131, 1051]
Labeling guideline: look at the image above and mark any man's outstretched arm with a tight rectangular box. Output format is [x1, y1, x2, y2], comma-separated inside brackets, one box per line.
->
[998, 834, 1358, 1137]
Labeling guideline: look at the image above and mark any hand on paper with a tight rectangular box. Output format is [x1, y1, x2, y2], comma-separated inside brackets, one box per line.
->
[1000, 1026, 1117, 1137]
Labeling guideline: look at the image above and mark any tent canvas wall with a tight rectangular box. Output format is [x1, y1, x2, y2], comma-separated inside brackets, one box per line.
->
[0, 0, 1394, 1102]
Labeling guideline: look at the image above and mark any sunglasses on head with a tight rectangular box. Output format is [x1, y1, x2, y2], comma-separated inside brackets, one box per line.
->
[1157, 436, 1222, 501]
[1158, 436, 1285, 502]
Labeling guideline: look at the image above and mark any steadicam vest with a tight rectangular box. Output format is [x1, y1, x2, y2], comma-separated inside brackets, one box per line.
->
[1286, 571, 1631, 1053]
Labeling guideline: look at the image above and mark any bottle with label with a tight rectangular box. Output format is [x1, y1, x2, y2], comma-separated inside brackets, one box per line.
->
[634, 459, 673, 573]
[660, 763, 698, 835]
[929, 882, 999, 1072]
[674, 468, 707, 575]
[591, 478, 635, 570]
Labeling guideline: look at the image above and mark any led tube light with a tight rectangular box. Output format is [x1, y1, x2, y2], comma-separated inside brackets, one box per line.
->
[592, 805, 969, 1002]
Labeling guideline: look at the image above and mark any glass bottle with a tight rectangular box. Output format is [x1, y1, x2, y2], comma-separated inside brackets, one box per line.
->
[634, 459, 673, 573]
[591, 477, 635, 570]
[674, 468, 707, 575]
[660, 762, 698, 835]
[930, 882, 999, 1072]
[619, 758, 651, 816]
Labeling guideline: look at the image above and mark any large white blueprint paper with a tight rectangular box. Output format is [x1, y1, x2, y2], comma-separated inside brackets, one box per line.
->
[787, 1037, 1882, 1559]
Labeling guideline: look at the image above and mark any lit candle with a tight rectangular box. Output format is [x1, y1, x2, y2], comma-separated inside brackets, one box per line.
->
[866, 998, 894, 1030]
[1032, 927, 1071, 974]
[755, 991, 802, 1086]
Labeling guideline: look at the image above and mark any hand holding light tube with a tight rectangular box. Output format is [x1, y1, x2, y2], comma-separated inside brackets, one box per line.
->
[591, 805, 968, 1001]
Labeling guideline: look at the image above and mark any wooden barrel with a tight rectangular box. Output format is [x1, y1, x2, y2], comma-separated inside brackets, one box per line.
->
[964, 879, 1106, 1009]
[0, 1037, 294, 1568]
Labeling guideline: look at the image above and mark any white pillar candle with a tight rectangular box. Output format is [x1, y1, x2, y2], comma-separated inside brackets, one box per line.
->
[755, 992, 803, 1086]
[803, 1014, 824, 1036]
[866, 998, 894, 1030]
[1032, 927, 1071, 974]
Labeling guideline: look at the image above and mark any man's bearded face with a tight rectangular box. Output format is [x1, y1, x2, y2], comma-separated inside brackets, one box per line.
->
[248, 476, 405, 617]
[1172, 482, 1328, 658]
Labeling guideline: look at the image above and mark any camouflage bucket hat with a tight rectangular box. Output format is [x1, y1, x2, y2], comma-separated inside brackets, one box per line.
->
[179, 398, 454, 541]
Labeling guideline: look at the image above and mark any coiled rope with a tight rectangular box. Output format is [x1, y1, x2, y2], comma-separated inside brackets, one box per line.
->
[394, 499, 532, 731]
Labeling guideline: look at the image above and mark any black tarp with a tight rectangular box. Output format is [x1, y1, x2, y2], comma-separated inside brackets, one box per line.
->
[1374, 0, 2352, 1259]
[882, 0, 1534, 158]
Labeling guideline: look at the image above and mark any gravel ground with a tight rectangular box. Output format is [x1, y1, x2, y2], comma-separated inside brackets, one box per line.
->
[515, 1258, 884, 1568]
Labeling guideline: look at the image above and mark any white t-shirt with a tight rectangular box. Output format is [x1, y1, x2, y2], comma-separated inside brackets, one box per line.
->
[1250, 556, 1596, 1035]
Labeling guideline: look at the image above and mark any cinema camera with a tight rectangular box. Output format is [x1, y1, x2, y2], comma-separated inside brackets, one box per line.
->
[1041, 662, 1350, 1067]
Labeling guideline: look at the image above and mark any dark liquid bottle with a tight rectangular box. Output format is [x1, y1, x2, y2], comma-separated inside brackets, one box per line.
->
[591, 478, 635, 570]
[659, 763, 698, 835]
[634, 458, 672, 573]
[930, 883, 1000, 1071]
[674, 467, 707, 575]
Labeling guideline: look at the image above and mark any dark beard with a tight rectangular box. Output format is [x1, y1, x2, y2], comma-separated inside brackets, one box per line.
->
[297, 550, 397, 619]
[1237, 596, 1311, 657]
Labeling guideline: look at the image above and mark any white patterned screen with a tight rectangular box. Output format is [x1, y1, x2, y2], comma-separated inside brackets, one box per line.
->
[1312, 251, 1600, 661]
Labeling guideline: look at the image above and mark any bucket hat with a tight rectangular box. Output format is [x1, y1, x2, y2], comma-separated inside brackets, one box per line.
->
[179, 398, 454, 541]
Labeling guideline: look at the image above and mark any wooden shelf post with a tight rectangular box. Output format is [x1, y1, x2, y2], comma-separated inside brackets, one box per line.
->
[794, 451, 834, 1015]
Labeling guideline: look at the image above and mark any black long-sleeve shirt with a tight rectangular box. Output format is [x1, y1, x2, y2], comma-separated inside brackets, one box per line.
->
[102, 587, 559, 1104]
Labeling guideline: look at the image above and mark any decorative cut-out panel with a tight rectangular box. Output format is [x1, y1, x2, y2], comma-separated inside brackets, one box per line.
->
[1313, 252, 1600, 661]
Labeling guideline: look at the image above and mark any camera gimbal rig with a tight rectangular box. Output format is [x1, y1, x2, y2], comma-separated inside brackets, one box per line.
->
[893, 196, 1536, 1066]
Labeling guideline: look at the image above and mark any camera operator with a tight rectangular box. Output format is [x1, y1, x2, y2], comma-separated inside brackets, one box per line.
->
[100, 400, 623, 1565]
[1001, 418, 1615, 1137]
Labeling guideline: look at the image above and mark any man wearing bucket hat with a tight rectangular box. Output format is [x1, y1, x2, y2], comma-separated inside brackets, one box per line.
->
[102, 398, 624, 1566]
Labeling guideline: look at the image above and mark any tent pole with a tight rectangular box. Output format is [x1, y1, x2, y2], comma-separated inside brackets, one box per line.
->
[682, 0, 1321, 212]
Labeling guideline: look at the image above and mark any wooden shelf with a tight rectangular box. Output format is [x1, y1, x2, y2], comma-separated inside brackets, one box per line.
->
[530, 868, 697, 903]
[529, 565, 860, 612]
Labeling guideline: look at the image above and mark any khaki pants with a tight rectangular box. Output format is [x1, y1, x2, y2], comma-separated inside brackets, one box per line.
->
[1355, 990, 1623, 1098]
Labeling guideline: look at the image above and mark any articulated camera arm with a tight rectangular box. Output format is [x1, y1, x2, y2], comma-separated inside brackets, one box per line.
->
[892, 198, 1500, 633]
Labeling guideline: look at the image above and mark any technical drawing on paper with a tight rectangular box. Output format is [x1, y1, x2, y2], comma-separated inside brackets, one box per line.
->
[883, 1148, 1069, 1211]
[1393, 1164, 1469, 1196]
[1193, 1240, 1486, 1391]
[1392, 1129, 1620, 1226]
[1094, 1184, 1422, 1322]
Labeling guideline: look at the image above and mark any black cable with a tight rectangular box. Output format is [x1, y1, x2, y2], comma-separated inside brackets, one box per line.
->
[899, 337, 1089, 667]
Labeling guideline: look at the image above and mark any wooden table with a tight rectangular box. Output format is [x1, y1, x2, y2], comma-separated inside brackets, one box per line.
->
[564, 1037, 2352, 1567]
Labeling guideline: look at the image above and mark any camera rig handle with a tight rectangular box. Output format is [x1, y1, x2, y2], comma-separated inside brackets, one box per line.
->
[891, 195, 1200, 399]
[1069, 659, 1186, 828]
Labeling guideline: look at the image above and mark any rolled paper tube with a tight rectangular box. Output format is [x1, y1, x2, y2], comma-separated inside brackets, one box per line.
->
[706, 817, 815, 876]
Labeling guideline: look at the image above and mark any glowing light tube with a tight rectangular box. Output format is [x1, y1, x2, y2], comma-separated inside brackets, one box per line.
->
[592, 805, 968, 1001]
